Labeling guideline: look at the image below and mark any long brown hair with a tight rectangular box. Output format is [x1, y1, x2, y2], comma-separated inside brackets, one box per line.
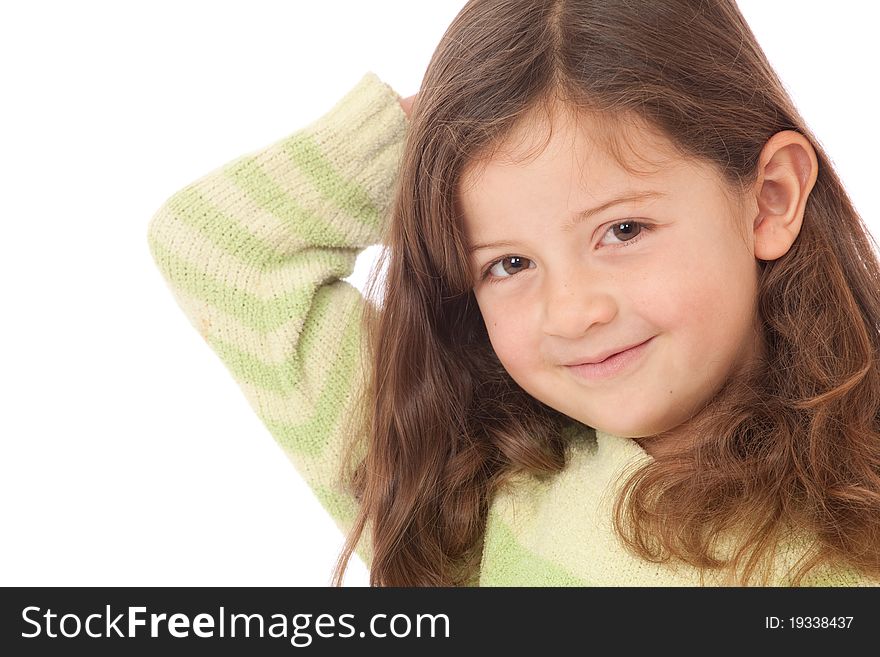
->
[330, 0, 880, 586]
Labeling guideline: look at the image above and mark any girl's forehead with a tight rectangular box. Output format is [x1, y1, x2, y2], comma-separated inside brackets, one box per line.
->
[460, 134, 684, 211]
[463, 108, 685, 192]
[457, 118, 731, 238]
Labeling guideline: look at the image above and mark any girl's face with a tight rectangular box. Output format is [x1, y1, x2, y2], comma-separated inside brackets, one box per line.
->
[460, 109, 764, 455]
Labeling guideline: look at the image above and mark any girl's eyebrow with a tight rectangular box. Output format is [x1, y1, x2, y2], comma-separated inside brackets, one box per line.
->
[468, 239, 518, 254]
[468, 189, 666, 253]
[561, 189, 666, 232]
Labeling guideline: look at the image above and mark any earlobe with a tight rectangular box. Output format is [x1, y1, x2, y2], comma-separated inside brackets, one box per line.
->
[752, 130, 819, 262]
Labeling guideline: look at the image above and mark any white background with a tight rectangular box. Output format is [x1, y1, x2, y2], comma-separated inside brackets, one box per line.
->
[1, 1, 877, 586]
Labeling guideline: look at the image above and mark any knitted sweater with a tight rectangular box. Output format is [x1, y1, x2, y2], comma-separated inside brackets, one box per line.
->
[147, 71, 876, 587]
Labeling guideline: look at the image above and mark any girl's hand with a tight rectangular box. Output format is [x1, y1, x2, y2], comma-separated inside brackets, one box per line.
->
[398, 93, 417, 119]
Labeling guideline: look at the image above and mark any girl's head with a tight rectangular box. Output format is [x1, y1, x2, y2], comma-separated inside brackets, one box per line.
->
[460, 100, 816, 454]
[334, 0, 880, 586]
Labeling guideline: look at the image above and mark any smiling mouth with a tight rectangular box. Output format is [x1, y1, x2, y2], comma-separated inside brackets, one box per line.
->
[564, 336, 655, 381]
[566, 337, 654, 367]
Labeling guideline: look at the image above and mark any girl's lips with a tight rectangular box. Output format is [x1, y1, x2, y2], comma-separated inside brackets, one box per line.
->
[565, 336, 655, 381]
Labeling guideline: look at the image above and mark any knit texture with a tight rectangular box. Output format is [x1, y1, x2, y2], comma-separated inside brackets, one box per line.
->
[147, 71, 877, 587]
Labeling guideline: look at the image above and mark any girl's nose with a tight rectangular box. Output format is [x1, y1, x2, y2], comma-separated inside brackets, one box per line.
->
[541, 273, 617, 339]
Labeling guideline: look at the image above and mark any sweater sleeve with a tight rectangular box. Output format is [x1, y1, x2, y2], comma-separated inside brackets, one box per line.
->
[146, 71, 407, 572]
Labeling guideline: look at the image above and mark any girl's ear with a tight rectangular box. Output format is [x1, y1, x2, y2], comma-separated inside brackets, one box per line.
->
[751, 130, 819, 262]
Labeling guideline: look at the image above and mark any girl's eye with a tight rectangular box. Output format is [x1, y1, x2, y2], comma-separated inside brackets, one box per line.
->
[483, 256, 535, 283]
[598, 220, 646, 248]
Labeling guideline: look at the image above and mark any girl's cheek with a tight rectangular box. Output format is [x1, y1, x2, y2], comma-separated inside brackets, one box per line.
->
[482, 313, 522, 362]
[483, 315, 506, 355]
[487, 323, 515, 359]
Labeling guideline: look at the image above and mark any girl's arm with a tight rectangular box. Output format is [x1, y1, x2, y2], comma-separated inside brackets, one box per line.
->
[146, 72, 408, 569]
[398, 93, 417, 118]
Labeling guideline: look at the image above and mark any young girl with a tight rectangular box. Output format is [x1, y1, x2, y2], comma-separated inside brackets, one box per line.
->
[147, 0, 880, 586]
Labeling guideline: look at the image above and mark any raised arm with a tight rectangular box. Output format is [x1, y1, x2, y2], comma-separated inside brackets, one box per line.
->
[146, 72, 408, 569]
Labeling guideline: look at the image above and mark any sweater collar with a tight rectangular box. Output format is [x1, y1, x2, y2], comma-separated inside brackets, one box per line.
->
[594, 428, 654, 462]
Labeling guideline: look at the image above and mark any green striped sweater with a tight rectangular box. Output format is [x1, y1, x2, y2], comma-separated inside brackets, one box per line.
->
[147, 71, 876, 586]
